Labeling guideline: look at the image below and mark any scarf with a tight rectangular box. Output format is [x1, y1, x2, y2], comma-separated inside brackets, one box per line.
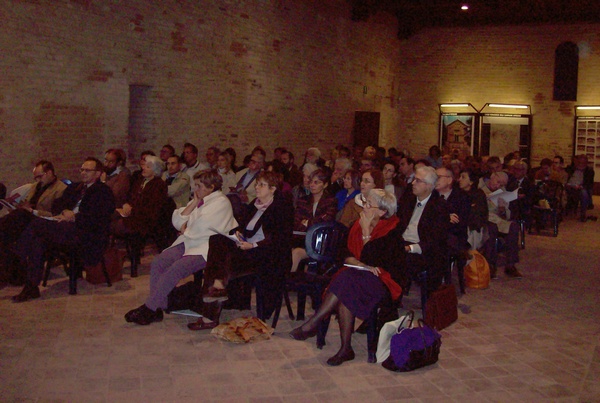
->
[348, 215, 399, 260]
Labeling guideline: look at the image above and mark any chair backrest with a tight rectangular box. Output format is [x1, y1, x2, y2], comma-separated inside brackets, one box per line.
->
[537, 180, 564, 210]
[305, 221, 348, 264]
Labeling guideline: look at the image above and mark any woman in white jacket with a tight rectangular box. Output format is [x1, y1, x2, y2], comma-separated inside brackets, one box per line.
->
[125, 170, 238, 325]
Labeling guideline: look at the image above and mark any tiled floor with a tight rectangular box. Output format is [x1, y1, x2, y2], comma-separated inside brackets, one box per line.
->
[1, 201, 599, 402]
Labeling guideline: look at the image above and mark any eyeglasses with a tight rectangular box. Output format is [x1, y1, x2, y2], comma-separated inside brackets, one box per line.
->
[80, 168, 98, 173]
[256, 182, 270, 188]
[437, 175, 452, 179]
[413, 177, 427, 184]
[33, 172, 46, 181]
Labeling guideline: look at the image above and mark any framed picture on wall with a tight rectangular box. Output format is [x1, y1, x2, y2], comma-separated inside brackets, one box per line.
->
[438, 104, 479, 159]
[440, 115, 475, 158]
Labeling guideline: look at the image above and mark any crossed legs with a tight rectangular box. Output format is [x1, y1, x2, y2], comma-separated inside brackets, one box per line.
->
[289, 291, 356, 365]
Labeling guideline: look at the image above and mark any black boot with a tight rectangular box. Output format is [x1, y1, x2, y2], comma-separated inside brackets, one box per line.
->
[12, 282, 41, 303]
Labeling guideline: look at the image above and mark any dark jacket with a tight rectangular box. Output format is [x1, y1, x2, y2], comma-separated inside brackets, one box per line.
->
[436, 187, 470, 254]
[466, 187, 488, 231]
[394, 192, 449, 291]
[125, 176, 169, 236]
[294, 193, 337, 232]
[52, 180, 115, 266]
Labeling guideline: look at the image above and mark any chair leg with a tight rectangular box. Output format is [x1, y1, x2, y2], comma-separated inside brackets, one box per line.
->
[100, 255, 112, 287]
[457, 259, 466, 295]
[296, 290, 307, 321]
[283, 289, 295, 320]
[365, 306, 379, 363]
[419, 271, 428, 321]
[68, 254, 78, 295]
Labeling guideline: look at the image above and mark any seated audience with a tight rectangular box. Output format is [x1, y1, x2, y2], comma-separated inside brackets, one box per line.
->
[162, 155, 190, 208]
[0, 160, 68, 284]
[328, 157, 353, 196]
[566, 154, 595, 221]
[12, 158, 115, 302]
[205, 146, 220, 169]
[458, 170, 489, 250]
[399, 156, 416, 188]
[125, 170, 237, 325]
[159, 144, 176, 163]
[265, 159, 293, 199]
[291, 169, 337, 272]
[534, 158, 553, 181]
[216, 151, 236, 195]
[435, 166, 469, 257]
[382, 161, 404, 202]
[395, 166, 449, 293]
[281, 150, 303, 187]
[289, 188, 402, 366]
[129, 150, 156, 191]
[112, 156, 168, 238]
[335, 169, 360, 211]
[188, 171, 293, 330]
[291, 163, 317, 208]
[228, 150, 265, 211]
[550, 155, 568, 184]
[481, 171, 522, 278]
[181, 143, 209, 192]
[338, 168, 383, 228]
[103, 148, 130, 208]
[426, 145, 443, 168]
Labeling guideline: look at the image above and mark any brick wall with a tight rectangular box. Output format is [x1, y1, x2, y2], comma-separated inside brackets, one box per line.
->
[1, 0, 600, 191]
[0, 0, 401, 189]
[392, 23, 600, 167]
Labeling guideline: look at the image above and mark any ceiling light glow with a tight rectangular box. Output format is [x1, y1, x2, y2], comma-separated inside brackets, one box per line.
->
[461, 4, 469, 10]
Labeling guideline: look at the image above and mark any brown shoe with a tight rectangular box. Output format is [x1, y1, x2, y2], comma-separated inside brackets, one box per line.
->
[187, 318, 219, 331]
[505, 265, 523, 279]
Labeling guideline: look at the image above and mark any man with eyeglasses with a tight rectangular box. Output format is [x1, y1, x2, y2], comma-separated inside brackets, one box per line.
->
[393, 166, 449, 293]
[0, 161, 67, 285]
[434, 166, 470, 260]
[11, 157, 115, 302]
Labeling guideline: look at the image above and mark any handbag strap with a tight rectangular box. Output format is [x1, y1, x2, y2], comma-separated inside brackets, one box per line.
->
[395, 310, 415, 334]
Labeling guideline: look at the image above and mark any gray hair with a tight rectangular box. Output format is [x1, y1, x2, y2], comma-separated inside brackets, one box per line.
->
[306, 147, 321, 159]
[145, 155, 165, 177]
[416, 166, 438, 188]
[491, 171, 508, 186]
[302, 162, 318, 176]
[367, 188, 397, 218]
[335, 157, 352, 172]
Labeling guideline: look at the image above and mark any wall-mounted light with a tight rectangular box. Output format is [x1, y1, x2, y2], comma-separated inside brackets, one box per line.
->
[488, 103, 528, 109]
[461, 4, 469, 11]
[576, 106, 600, 110]
[440, 103, 470, 108]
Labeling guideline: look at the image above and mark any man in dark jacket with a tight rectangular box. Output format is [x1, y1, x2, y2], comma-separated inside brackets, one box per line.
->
[12, 157, 115, 302]
[394, 166, 449, 293]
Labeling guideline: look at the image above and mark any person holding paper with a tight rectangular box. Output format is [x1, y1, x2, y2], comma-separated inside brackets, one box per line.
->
[187, 170, 293, 331]
[481, 171, 523, 279]
[289, 188, 403, 366]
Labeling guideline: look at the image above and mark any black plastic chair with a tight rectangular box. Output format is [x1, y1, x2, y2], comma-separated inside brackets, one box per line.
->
[529, 180, 564, 237]
[42, 242, 112, 295]
[283, 221, 348, 321]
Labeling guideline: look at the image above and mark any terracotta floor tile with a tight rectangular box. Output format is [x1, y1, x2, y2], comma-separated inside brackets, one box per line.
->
[1, 203, 600, 402]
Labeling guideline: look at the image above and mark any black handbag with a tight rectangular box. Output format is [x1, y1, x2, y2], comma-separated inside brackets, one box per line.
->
[382, 319, 442, 372]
